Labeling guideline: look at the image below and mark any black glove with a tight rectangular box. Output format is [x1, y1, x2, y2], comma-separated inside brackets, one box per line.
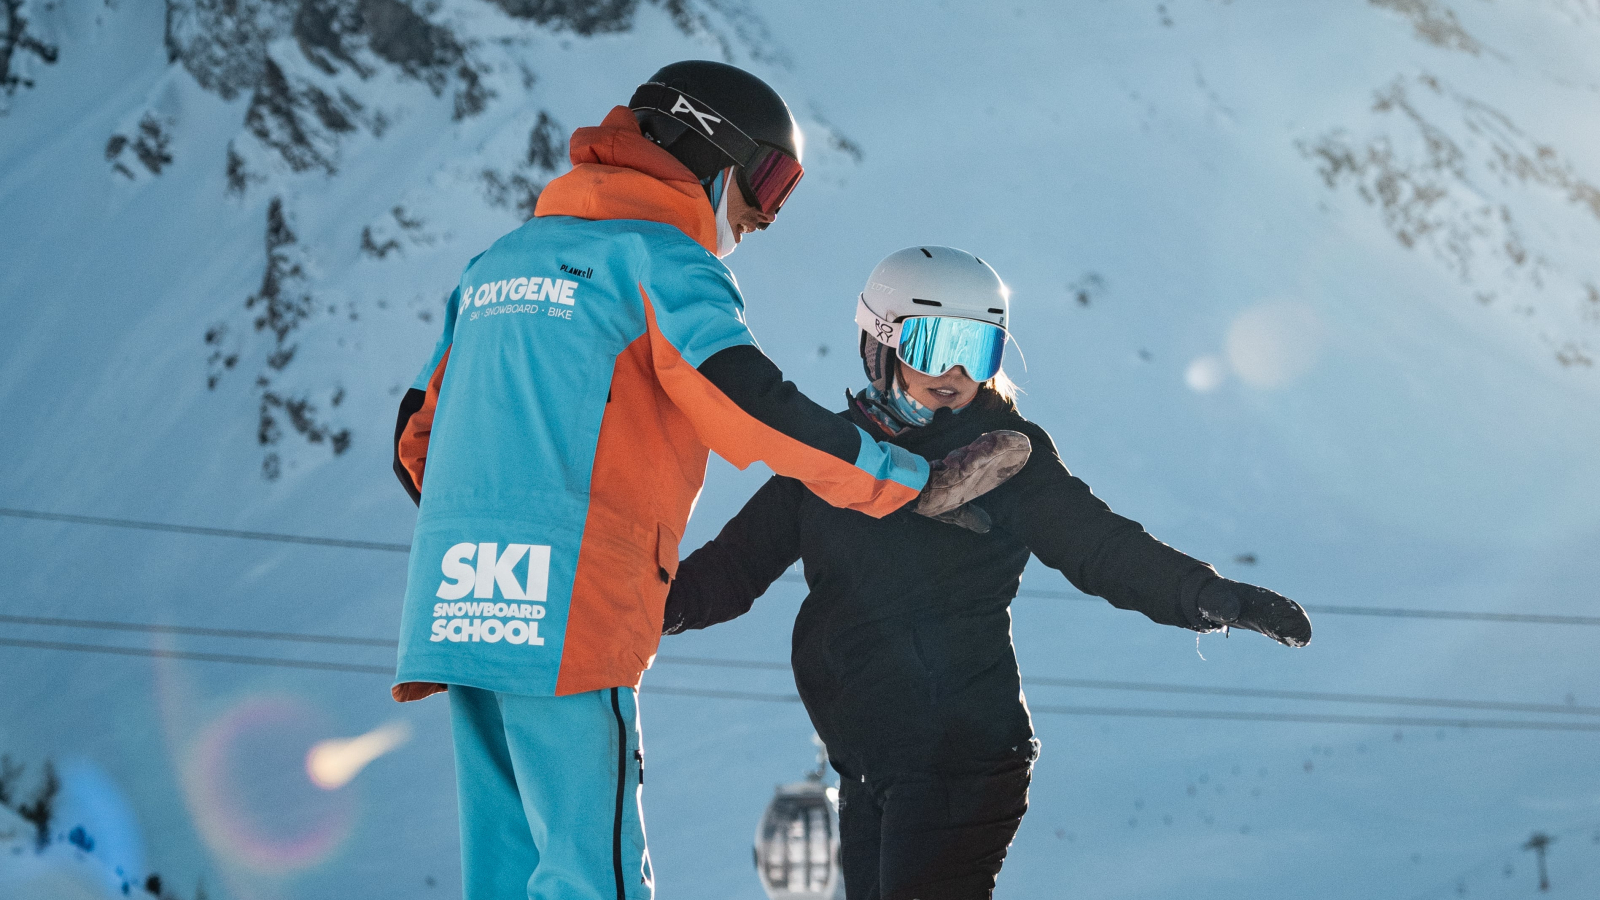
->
[1196, 578, 1312, 648]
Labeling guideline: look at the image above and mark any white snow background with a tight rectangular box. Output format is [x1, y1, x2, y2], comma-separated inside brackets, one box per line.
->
[2, 1, 1599, 898]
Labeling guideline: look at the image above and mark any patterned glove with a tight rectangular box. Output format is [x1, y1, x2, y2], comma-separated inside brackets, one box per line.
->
[915, 430, 1031, 525]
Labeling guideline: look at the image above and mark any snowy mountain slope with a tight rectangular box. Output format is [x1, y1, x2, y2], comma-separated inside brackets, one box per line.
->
[2, 1, 1600, 898]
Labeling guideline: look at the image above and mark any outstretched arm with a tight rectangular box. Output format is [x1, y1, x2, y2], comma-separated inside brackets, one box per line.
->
[989, 423, 1309, 645]
[987, 424, 1217, 629]
[663, 475, 805, 634]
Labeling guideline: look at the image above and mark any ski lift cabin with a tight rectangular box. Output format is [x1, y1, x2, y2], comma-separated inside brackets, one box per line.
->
[754, 773, 843, 900]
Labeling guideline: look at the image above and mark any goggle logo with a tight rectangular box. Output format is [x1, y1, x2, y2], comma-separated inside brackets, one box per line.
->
[670, 93, 723, 135]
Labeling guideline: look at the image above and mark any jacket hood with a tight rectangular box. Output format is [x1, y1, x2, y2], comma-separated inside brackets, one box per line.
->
[534, 106, 718, 253]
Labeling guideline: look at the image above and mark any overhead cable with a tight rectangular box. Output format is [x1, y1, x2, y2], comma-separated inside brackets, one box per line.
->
[646, 682, 1600, 732]
[0, 636, 393, 675]
[6, 505, 1596, 625]
[0, 613, 397, 647]
[5, 615, 1595, 718]
[0, 506, 411, 552]
[6, 637, 1599, 732]
[661, 656, 1600, 718]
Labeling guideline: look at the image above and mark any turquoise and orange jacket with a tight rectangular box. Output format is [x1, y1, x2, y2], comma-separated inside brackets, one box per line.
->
[391, 107, 929, 699]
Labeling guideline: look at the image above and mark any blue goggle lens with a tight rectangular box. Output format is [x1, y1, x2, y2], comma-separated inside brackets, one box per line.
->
[896, 316, 1008, 382]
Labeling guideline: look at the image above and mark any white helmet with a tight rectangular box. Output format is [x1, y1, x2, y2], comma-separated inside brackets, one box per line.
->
[855, 246, 1010, 390]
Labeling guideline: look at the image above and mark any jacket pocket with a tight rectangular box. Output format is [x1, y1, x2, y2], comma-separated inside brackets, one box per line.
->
[656, 521, 681, 583]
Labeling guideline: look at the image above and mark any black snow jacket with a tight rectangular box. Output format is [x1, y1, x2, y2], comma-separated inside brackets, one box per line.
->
[664, 392, 1219, 779]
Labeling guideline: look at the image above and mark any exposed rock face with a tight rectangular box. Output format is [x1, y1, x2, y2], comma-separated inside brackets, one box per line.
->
[167, 0, 492, 475]
[242, 54, 361, 174]
[1, 0, 59, 107]
[1303, 73, 1600, 368]
[208, 197, 352, 479]
[106, 115, 176, 179]
[480, 110, 564, 219]
[33, 0, 777, 478]
[486, 0, 640, 35]
[164, 0, 294, 102]
[1367, 0, 1482, 55]
[291, 0, 488, 117]
[167, 0, 485, 177]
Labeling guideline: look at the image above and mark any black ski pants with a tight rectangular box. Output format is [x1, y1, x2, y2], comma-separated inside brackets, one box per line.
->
[837, 755, 1032, 900]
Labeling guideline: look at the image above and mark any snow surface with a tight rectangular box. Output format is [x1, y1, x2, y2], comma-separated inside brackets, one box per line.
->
[2, 1, 1599, 898]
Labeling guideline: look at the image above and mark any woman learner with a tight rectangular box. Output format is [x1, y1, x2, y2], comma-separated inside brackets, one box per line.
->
[661, 246, 1313, 900]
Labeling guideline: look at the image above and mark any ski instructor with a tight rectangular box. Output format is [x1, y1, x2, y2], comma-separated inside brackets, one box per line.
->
[388, 61, 1031, 900]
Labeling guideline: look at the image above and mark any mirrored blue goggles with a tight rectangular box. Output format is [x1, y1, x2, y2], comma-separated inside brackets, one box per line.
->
[896, 315, 1009, 382]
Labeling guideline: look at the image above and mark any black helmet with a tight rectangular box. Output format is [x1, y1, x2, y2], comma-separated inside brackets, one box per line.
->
[630, 61, 804, 215]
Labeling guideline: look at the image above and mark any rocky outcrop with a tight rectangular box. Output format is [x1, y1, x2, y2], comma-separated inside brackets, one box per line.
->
[159, 0, 777, 477]
[486, 0, 638, 35]
[292, 0, 489, 118]
[208, 197, 352, 479]
[1303, 73, 1600, 367]
[106, 114, 176, 179]
[480, 110, 563, 219]
[1, 0, 58, 107]
[1368, 0, 1483, 55]
[167, 0, 486, 177]
[164, 0, 293, 102]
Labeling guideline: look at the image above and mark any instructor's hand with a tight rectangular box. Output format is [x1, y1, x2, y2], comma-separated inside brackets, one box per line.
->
[914, 430, 1031, 533]
[1197, 578, 1313, 647]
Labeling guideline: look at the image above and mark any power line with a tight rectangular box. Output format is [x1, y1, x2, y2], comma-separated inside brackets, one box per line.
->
[1018, 675, 1600, 718]
[1295, 604, 1600, 627]
[784, 574, 1600, 627]
[661, 656, 1600, 718]
[1016, 584, 1600, 626]
[657, 654, 787, 672]
[0, 507, 411, 553]
[0, 614, 397, 648]
[5, 505, 1600, 625]
[0, 637, 393, 676]
[646, 685, 804, 704]
[6, 636, 1599, 732]
[641, 682, 1600, 732]
[1022, 705, 1600, 732]
[4, 616, 1594, 719]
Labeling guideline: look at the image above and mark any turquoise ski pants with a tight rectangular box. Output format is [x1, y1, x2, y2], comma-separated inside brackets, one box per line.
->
[449, 684, 652, 900]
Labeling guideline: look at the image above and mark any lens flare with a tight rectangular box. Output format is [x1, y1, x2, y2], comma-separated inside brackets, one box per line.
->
[185, 696, 356, 874]
[1185, 355, 1227, 393]
[306, 721, 412, 791]
[1224, 301, 1324, 389]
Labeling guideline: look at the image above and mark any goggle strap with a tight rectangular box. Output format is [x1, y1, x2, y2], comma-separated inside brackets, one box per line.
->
[633, 83, 763, 170]
[633, 82, 803, 214]
[856, 295, 900, 347]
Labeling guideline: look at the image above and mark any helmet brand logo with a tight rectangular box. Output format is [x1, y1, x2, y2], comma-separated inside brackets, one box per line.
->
[867, 280, 896, 294]
[671, 93, 723, 135]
